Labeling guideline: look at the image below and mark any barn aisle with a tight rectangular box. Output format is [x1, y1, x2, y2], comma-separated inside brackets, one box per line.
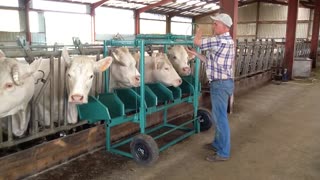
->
[29, 69, 320, 180]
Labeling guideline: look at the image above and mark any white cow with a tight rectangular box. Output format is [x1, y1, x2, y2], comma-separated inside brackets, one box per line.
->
[36, 47, 141, 126]
[0, 50, 41, 136]
[109, 47, 140, 91]
[167, 45, 194, 76]
[35, 48, 113, 126]
[135, 52, 182, 87]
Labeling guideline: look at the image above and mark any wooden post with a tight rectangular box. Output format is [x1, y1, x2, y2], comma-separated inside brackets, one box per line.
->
[310, 1, 320, 68]
[284, 0, 299, 79]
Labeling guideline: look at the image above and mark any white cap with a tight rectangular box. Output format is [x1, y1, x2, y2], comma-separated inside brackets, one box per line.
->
[210, 13, 233, 28]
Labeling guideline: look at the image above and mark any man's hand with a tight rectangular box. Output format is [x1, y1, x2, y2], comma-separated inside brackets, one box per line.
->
[184, 47, 207, 63]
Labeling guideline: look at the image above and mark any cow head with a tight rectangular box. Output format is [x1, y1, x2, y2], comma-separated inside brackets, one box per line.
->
[110, 47, 140, 89]
[151, 53, 182, 87]
[167, 45, 194, 76]
[0, 50, 41, 118]
[62, 48, 113, 104]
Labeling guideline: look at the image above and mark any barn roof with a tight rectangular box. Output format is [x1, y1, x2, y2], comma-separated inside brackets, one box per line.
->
[45, 0, 317, 18]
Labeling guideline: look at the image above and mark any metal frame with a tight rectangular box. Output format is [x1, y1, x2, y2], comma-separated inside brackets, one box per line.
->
[77, 35, 201, 160]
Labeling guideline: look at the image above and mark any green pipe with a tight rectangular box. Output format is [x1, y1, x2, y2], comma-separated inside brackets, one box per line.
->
[193, 46, 201, 133]
[105, 40, 137, 47]
[164, 44, 168, 53]
[110, 148, 133, 158]
[164, 124, 192, 131]
[145, 40, 194, 46]
[103, 40, 109, 93]
[145, 124, 165, 134]
[153, 118, 195, 140]
[159, 130, 195, 152]
[138, 40, 146, 134]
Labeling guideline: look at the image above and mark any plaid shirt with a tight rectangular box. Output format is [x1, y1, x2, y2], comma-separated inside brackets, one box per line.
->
[200, 32, 235, 81]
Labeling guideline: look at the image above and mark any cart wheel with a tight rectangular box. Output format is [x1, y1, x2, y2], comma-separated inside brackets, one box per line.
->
[130, 134, 159, 166]
[197, 108, 212, 131]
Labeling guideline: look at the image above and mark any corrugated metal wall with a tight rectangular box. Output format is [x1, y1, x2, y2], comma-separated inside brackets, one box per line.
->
[195, 2, 314, 41]
[257, 3, 311, 40]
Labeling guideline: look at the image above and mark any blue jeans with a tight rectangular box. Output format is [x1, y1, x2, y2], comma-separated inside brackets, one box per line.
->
[210, 79, 234, 158]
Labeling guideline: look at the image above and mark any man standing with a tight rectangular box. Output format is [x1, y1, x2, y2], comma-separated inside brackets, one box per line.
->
[186, 13, 235, 162]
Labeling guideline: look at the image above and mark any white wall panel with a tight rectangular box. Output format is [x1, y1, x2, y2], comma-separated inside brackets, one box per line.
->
[238, 3, 257, 22]
[258, 24, 286, 38]
[259, 3, 287, 21]
[237, 23, 256, 36]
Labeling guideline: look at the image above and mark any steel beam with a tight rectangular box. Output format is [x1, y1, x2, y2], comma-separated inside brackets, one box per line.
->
[135, 12, 140, 35]
[220, 0, 238, 39]
[91, 0, 110, 10]
[284, 0, 299, 79]
[25, 0, 31, 44]
[136, 0, 174, 14]
[310, 0, 320, 68]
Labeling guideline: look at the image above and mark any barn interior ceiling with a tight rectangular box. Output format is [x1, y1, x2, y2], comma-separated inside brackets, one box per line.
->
[45, 0, 317, 18]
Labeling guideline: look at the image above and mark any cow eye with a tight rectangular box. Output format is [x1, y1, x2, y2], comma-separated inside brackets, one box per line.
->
[67, 74, 71, 78]
[89, 75, 94, 79]
[5, 83, 14, 89]
[173, 56, 177, 59]
[164, 67, 169, 71]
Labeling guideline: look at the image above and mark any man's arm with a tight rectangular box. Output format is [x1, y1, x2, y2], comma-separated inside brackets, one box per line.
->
[194, 27, 202, 47]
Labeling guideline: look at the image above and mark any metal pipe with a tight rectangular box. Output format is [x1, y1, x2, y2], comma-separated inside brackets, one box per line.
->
[138, 40, 146, 134]
[7, 116, 13, 142]
[50, 56, 54, 129]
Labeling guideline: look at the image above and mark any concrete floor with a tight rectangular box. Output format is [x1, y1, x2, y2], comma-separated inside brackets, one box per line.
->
[29, 68, 320, 180]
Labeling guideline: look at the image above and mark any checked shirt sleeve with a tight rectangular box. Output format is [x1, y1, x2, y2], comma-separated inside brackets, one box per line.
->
[200, 37, 219, 51]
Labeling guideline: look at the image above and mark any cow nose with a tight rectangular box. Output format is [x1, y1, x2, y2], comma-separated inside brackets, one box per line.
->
[177, 79, 182, 85]
[183, 67, 191, 72]
[135, 76, 140, 82]
[71, 94, 84, 101]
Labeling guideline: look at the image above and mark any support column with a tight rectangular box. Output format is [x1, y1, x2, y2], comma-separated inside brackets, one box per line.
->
[284, 0, 299, 80]
[219, 0, 238, 40]
[219, 0, 238, 113]
[25, 0, 31, 44]
[310, 1, 320, 68]
[166, 15, 171, 34]
[135, 11, 140, 35]
[90, 7, 96, 42]
[255, 2, 260, 39]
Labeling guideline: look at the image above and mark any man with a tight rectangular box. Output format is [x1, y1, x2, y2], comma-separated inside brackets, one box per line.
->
[186, 13, 235, 162]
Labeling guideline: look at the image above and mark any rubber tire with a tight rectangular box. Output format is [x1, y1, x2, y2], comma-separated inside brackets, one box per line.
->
[130, 134, 159, 166]
[197, 108, 213, 132]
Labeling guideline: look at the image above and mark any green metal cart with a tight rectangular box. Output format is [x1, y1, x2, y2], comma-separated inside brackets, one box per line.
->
[77, 35, 212, 165]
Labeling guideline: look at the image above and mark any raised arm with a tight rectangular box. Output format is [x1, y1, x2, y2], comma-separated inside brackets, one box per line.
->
[194, 27, 202, 47]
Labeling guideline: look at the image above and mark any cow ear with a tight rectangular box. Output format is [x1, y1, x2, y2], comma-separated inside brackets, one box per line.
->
[94, 56, 113, 72]
[61, 47, 71, 66]
[0, 49, 5, 59]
